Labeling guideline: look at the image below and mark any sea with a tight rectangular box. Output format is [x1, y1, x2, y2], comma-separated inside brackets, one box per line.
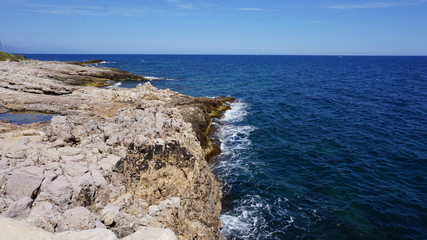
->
[25, 54, 427, 240]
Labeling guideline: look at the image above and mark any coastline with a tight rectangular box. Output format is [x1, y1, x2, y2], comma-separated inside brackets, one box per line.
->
[0, 58, 231, 239]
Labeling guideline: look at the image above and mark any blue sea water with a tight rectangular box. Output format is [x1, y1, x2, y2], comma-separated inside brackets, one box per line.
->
[26, 54, 427, 240]
[0, 112, 54, 125]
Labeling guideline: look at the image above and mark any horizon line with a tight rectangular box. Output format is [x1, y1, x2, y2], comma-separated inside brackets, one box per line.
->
[17, 53, 427, 57]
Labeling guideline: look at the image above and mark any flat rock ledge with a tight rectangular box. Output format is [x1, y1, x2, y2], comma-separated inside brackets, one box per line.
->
[0, 60, 231, 239]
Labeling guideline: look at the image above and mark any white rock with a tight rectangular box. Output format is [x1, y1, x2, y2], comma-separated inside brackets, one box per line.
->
[64, 161, 88, 177]
[44, 161, 60, 171]
[22, 129, 38, 136]
[68, 173, 96, 204]
[5, 151, 26, 159]
[95, 220, 106, 229]
[100, 205, 121, 226]
[99, 154, 121, 172]
[25, 202, 60, 232]
[0, 160, 9, 170]
[46, 175, 73, 206]
[5, 170, 44, 200]
[92, 170, 107, 187]
[1, 197, 33, 219]
[57, 206, 95, 232]
[148, 205, 160, 217]
[61, 154, 85, 162]
[55, 228, 118, 240]
[0, 216, 56, 240]
[159, 197, 180, 209]
[58, 147, 82, 156]
[0, 169, 8, 186]
[0, 198, 8, 212]
[19, 166, 44, 176]
[120, 227, 177, 240]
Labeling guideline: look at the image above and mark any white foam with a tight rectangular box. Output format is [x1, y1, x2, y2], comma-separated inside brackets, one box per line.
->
[212, 99, 262, 237]
[214, 99, 295, 238]
[213, 99, 254, 175]
[222, 100, 249, 123]
[144, 76, 162, 80]
[220, 195, 271, 238]
[220, 195, 294, 239]
[143, 76, 176, 81]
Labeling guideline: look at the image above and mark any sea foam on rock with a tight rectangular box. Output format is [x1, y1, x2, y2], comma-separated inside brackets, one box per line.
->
[0, 60, 230, 239]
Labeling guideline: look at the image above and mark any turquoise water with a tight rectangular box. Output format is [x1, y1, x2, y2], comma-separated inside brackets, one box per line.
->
[26, 54, 427, 240]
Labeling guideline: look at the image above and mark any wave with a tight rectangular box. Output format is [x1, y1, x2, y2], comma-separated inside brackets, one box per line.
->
[220, 195, 294, 239]
[213, 100, 266, 238]
[144, 76, 163, 80]
[144, 76, 176, 81]
[222, 100, 249, 123]
[213, 100, 255, 177]
[106, 82, 122, 88]
[214, 100, 296, 239]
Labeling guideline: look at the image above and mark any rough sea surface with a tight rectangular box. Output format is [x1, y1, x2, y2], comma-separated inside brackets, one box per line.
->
[26, 54, 427, 240]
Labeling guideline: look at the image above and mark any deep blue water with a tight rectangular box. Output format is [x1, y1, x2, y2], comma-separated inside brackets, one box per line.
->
[26, 54, 427, 240]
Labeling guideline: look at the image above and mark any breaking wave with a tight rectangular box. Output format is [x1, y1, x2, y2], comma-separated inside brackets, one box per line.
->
[213, 100, 295, 239]
[144, 76, 176, 81]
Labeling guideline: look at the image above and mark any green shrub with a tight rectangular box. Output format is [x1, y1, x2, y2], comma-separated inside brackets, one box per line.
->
[0, 51, 26, 62]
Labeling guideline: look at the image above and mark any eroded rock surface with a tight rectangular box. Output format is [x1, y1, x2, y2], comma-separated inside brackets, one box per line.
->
[0, 60, 231, 239]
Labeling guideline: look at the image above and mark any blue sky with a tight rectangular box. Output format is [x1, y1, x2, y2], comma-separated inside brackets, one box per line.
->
[0, 0, 426, 55]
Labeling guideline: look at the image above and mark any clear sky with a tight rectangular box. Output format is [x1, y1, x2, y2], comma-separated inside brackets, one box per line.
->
[1, 0, 426, 55]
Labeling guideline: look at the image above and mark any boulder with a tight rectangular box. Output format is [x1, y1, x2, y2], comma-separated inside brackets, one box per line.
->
[25, 202, 60, 232]
[5, 168, 44, 201]
[0, 216, 56, 240]
[63, 161, 88, 177]
[55, 228, 118, 240]
[120, 227, 177, 240]
[1, 197, 33, 219]
[47, 176, 73, 206]
[98, 154, 121, 172]
[91, 170, 108, 187]
[100, 205, 121, 226]
[58, 147, 82, 156]
[57, 207, 95, 232]
[68, 173, 96, 206]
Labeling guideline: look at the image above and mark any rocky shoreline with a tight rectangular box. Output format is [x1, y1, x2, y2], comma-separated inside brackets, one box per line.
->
[0, 59, 231, 239]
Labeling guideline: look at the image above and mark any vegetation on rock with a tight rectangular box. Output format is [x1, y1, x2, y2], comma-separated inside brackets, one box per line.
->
[66, 59, 104, 66]
[0, 51, 26, 62]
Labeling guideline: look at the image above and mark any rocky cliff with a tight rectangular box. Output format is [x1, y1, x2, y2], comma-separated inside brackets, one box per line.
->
[0, 60, 230, 239]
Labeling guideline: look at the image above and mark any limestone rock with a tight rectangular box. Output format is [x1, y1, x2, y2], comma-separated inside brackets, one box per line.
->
[5, 168, 44, 201]
[0, 59, 229, 239]
[99, 154, 121, 172]
[2, 197, 33, 219]
[100, 205, 121, 226]
[47, 176, 73, 206]
[91, 170, 107, 187]
[25, 202, 60, 232]
[55, 228, 118, 240]
[120, 227, 177, 240]
[57, 207, 95, 232]
[63, 161, 88, 177]
[58, 147, 82, 156]
[0, 216, 56, 240]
